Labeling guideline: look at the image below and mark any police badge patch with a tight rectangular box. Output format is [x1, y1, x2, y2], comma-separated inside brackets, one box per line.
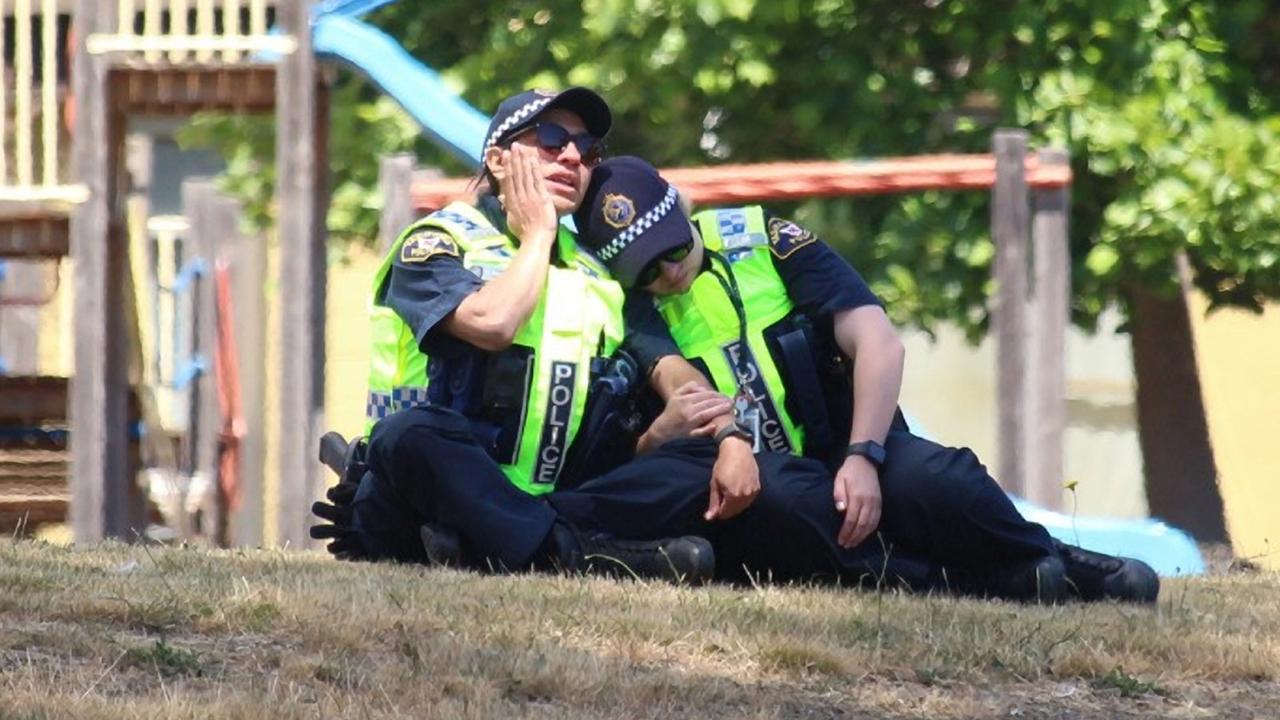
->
[766, 217, 815, 259]
[400, 230, 460, 264]
[602, 193, 636, 229]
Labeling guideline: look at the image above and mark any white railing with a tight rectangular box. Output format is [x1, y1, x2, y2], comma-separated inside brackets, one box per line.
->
[2, 1, 286, 204]
[0, 0, 83, 203]
[87, 0, 294, 62]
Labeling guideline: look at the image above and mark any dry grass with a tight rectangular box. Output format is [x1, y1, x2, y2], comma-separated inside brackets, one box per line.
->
[0, 539, 1277, 719]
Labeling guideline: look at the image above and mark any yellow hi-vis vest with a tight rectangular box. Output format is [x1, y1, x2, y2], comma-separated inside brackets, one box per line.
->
[655, 206, 804, 454]
[365, 201, 625, 495]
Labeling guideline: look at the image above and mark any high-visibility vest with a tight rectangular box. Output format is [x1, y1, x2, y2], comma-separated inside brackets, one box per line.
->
[365, 201, 625, 494]
[654, 206, 805, 454]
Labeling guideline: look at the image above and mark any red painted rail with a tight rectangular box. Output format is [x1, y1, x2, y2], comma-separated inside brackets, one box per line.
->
[410, 154, 1073, 210]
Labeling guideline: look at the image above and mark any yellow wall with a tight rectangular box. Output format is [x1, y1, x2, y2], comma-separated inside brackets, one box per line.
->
[324, 244, 381, 444]
[1188, 293, 1280, 571]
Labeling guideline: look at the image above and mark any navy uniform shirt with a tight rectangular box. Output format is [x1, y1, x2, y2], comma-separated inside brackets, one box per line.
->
[379, 224, 485, 360]
[624, 210, 881, 372]
[381, 199, 638, 361]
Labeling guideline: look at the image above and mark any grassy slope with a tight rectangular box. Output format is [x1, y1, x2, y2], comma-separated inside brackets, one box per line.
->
[0, 540, 1276, 719]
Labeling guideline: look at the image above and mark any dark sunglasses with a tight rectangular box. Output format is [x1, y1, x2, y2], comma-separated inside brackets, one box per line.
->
[636, 239, 695, 287]
[529, 123, 606, 166]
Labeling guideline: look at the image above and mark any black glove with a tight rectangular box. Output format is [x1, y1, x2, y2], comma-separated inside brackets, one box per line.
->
[311, 432, 370, 561]
[310, 478, 366, 560]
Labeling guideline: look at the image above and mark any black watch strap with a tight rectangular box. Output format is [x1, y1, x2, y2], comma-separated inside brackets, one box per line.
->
[846, 440, 886, 468]
[714, 421, 753, 445]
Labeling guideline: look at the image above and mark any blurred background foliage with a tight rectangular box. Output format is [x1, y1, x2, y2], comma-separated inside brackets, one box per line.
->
[178, 0, 1280, 340]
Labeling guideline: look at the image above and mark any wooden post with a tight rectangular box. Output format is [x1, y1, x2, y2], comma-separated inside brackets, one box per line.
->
[275, 0, 327, 548]
[1027, 149, 1070, 510]
[183, 179, 223, 543]
[378, 154, 414, 254]
[224, 193, 266, 547]
[991, 129, 1030, 496]
[70, 1, 145, 541]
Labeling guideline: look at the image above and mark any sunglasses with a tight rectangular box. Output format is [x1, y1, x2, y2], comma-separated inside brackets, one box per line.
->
[636, 239, 695, 287]
[526, 123, 606, 166]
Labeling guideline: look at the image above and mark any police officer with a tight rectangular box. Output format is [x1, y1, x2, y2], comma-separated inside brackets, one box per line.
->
[311, 89, 726, 582]
[573, 156, 1160, 603]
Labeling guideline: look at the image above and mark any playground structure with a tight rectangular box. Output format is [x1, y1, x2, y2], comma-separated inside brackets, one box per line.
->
[0, 1, 1228, 572]
[0, 0, 326, 546]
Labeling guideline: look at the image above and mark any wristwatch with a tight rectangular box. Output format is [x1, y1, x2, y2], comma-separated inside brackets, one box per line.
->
[846, 440, 886, 468]
[714, 420, 754, 445]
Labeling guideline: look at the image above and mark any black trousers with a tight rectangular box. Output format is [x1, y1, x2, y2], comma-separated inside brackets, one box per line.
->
[550, 430, 1054, 587]
[354, 405, 1054, 588]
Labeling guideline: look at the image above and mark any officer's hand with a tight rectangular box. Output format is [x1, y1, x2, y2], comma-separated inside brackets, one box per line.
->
[833, 455, 882, 548]
[648, 381, 734, 446]
[499, 145, 557, 243]
[309, 479, 367, 561]
[706, 436, 760, 521]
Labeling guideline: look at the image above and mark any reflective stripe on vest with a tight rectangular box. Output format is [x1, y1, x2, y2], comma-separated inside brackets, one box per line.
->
[365, 202, 625, 494]
[655, 206, 804, 454]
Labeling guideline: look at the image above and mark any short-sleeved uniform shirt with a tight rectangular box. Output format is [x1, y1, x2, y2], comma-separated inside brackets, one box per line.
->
[380, 199, 642, 363]
[623, 211, 881, 376]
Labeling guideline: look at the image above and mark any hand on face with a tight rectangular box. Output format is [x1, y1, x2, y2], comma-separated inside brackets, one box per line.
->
[498, 143, 559, 242]
[509, 108, 594, 216]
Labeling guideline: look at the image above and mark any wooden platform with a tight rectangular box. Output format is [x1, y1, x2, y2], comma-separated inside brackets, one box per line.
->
[0, 375, 145, 535]
[0, 215, 70, 257]
[109, 64, 278, 116]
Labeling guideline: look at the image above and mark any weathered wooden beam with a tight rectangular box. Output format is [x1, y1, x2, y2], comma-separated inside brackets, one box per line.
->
[0, 376, 69, 425]
[70, 0, 146, 541]
[223, 192, 266, 548]
[377, 154, 414, 254]
[0, 218, 70, 257]
[183, 179, 224, 543]
[108, 65, 277, 116]
[991, 129, 1030, 496]
[1027, 149, 1071, 510]
[275, 0, 327, 548]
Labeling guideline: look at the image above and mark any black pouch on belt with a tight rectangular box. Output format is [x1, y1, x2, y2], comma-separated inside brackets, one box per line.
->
[480, 345, 535, 464]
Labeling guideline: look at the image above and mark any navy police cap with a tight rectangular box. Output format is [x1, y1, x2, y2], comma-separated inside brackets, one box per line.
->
[483, 87, 612, 156]
[575, 156, 690, 288]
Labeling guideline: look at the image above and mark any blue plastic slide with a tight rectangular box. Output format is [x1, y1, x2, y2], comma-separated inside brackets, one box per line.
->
[900, 414, 1205, 577]
[311, 3, 487, 166]
[302, 2, 1205, 578]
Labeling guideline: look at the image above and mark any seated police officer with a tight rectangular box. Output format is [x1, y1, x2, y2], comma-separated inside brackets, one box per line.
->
[572, 156, 1160, 603]
[310, 89, 726, 583]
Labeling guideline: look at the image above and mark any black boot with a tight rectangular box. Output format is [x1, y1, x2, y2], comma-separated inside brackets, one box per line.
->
[419, 523, 465, 567]
[1053, 540, 1160, 603]
[951, 555, 1069, 604]
[544, 522, 715, 585]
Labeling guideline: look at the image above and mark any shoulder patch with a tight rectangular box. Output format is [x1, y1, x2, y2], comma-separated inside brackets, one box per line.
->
[766, 217, 816, 259]
[400, 229, 460, 264]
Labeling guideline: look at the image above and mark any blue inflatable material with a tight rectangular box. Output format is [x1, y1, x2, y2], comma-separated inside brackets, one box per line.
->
[1010, 498, 1205, 577]
[299, 5, 1206, 579]
[900, 414, 1204, 577]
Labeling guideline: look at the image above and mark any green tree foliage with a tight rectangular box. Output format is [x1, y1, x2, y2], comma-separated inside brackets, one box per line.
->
[179, 0, 1280, 337]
